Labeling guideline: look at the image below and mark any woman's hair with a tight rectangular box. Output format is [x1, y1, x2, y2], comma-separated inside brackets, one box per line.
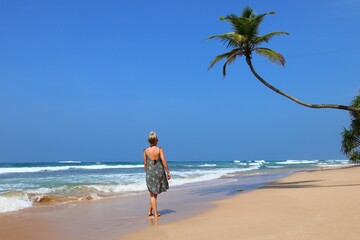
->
[148, 131, 158, 145]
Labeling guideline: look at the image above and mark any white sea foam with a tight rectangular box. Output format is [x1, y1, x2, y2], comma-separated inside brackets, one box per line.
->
[88, 182, 147, 193]
[199, 164, 217, 167]
[316, 160, 352, 168]
[75, 165, 143, 170]
[266, 166, 284, 169]
[276, 160, 319, 165]
[88, 192, 101, 200]
[0, 166, 70, 174]
[171, 166, 260, 186]
[25, 187, 56, 195]
[0, 194, 32, 213]
[316, 164, 351, 168]
[0, 183, 33, 193]
[254, 160, 266, 163]
[321, 160, 349, 164]
[234, 162, 247, 166]
[0, 164, 144, 174]
[249, 160, 266, 167]
[171, 170, 234, 186]
[59, 161, 82, 164]
[249, 163, 261, 166]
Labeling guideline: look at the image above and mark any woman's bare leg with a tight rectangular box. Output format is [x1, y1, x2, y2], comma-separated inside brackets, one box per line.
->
[148, 200, 153, 216]
[150, 192, 160, 218]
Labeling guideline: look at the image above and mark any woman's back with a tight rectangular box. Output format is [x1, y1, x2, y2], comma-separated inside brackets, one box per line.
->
[145, 146, 161, 161]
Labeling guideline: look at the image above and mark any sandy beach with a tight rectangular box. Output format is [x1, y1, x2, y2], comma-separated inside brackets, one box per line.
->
[1, 166, 359, 240]
[123, 166, 360, 240]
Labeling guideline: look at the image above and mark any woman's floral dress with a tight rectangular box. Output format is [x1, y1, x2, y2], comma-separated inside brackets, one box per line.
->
[145, 149, 169, 194]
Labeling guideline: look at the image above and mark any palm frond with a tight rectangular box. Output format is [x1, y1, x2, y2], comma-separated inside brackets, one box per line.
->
[220, 15, 250, 36]
[254, 47, 286, 66]
[207, 32, 246, 49]
[241, 6, 256, 18]
[351, 94, 360, 107]
[349, 151, 360, 161]
[342, 92, 360, 160]
[350, 118, 360, 134]
[350, 94, 360, 119]
[222, 50, 241, 77]
[220, 14, 244, 33]
[219, 14, 238, 22]
[246, 11, 275, 36]
[243, 17, 260, 38]
[253, 31, 289, 45]
[356, 135, 360, 147]
[208, 51, 236, 70]
[341, 128, 356, 155]
[254, 11, 276, 21]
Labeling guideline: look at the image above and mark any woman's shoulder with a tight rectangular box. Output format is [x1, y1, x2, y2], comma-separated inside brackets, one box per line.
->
[144, 146, 162, 152]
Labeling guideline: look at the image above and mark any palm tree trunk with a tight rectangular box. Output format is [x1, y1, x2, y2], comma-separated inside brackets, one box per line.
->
[245, 57, 360, 113]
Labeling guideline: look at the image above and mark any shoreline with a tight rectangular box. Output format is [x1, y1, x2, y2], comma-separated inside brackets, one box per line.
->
[0, 160, 351, 215]
[0, 170, 295, 239]
[123, 165, 360, 240]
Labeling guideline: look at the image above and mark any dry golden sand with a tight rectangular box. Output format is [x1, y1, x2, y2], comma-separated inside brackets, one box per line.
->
[123, 166, 360, 240]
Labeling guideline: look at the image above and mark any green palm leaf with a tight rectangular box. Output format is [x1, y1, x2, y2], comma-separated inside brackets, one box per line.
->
[254, 48, 286, 66]
[241, 6, 256, 18]
[341, 128, 356, 155]
[208, 49, 241, 77]
[208, 51, 236, 70]
[253, 32, 289, 45]
[207, 32, 247, 49]
[221, 50, 239, 77]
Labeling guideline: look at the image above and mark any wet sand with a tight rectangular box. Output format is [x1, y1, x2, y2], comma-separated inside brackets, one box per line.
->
[123, 166, 360, 240]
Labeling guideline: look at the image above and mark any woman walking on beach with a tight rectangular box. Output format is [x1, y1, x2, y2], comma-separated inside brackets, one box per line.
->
[144, 131, 171, 218]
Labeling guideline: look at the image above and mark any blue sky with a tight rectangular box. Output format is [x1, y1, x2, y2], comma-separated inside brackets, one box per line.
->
[0, 0, 359, 162]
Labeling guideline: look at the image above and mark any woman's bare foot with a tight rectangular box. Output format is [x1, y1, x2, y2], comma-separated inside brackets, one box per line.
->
[148, 212, 153, 217]
[154, 213, 161, 218]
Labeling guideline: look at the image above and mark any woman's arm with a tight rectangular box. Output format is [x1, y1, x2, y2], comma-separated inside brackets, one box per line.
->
[159, 148, 171, 180]
[143, 150, 147, 172]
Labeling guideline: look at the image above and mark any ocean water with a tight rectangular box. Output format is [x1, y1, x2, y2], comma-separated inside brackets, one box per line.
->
[0, 159, 352, 213]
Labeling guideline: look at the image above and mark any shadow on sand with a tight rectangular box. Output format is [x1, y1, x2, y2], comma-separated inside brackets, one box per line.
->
[262, 179, 360, 189]
[158, 209, 176, 216]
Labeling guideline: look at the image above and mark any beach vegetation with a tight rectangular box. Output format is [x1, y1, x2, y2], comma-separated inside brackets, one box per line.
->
[207, 6, 360, 113]
[341, 93, 360, 161]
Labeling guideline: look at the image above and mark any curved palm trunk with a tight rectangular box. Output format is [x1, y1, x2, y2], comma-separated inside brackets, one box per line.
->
[245, 57, 360, 113]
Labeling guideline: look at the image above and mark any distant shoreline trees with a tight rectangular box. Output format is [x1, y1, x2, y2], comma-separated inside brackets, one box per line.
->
[341, 94, 360, 161]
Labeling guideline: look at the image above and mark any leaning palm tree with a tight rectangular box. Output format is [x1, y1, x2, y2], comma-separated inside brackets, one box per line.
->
[341, 93, 360, 161]
[208, 6, 360, 113]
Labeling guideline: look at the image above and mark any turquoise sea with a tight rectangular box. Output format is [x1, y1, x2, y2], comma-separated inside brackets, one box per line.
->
[0, 159, 352, 213]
